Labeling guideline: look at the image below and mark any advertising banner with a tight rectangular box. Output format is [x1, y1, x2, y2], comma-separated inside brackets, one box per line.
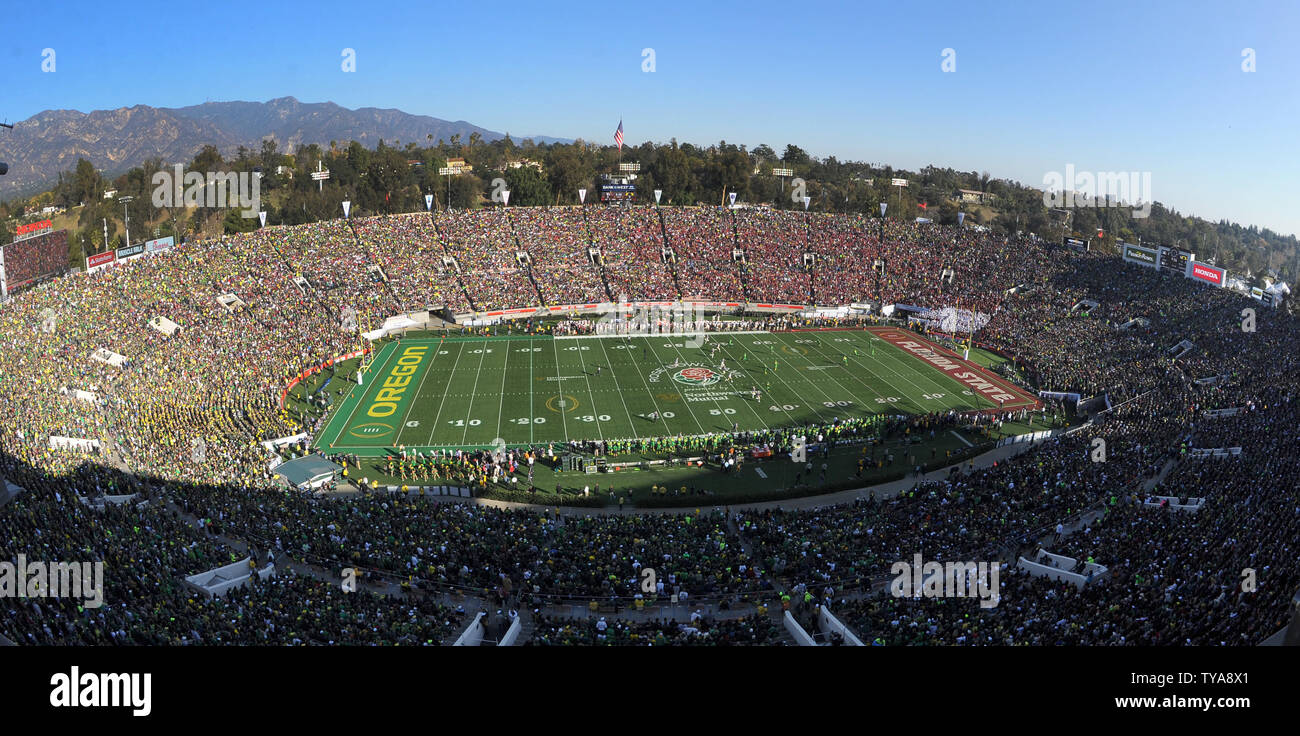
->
[1189, 261, 1225, 287]
[86, 251, 117, 270]
[117, 243, 145, 260]
[15, 219, 54, 240]
[144, 236, 175, 253]
[1122, 243, 1157, 267]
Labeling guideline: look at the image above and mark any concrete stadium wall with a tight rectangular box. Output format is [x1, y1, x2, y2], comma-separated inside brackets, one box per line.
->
[784, 611, 816, 646]
[818, 607, 865, 646]
[453, 612, 486, 646]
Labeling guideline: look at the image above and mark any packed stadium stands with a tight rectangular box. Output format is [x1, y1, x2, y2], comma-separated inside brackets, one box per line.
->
[1, 205, 1297, 646]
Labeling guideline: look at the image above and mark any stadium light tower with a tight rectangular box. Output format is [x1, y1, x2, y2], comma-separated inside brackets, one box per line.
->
[119, 196, 135, 248]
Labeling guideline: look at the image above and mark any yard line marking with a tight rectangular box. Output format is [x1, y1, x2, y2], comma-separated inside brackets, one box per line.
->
[572, 338, 605, 441]
[950, 430, 974, 448]
[617, 335, 678, 435]
[550, 338, 571, 441]
[774, 332, 886, 412]
[397, 338, 442, 443]
[495, 335, 511, 443]
[710, 336, 778, 429]
[832, 330, 947, 413]
[740, 334, 831, 423]
[847, 331, 981, 412]
[425, 342, 466, 446]
[771, 333, 865, 414]
[657, 335, 722, 434]
[595, 337, 639, 435]
[529, 338, 535, 444]
[331, 341, 397, 448]
[460, 339, 492, 444]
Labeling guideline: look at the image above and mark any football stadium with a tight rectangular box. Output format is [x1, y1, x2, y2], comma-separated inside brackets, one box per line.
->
[1, 5, 1298, 715]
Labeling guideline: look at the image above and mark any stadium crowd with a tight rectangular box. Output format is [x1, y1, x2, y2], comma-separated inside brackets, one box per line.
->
[0, 206, 1297, 645]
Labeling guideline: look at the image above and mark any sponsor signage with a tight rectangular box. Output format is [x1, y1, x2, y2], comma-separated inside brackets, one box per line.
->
[117, 243, 145, 259]
[15, 220, 54, 239]
[1062, 236, 1087, 251]
[1122, 243, 1157, 267]
[890, 178, 909, 187]
[1189, 261, 1224, 287]
[144, 236, 175, 253]
[86, 251, 117, 269]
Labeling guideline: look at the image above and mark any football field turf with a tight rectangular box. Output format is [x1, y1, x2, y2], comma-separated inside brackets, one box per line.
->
[314, 326, 1039, 455]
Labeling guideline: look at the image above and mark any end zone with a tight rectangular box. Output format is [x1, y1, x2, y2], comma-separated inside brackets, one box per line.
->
[867, 326, 1040, 411]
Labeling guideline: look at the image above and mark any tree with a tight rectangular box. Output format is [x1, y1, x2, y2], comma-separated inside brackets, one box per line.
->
[545, 146, 594, 204]
[782, 144, 811, 167]
[190, 145, 223, 174]
[501, 165, 552, 207]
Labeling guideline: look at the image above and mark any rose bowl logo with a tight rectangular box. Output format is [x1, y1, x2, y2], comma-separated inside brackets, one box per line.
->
[673, 367, 720, 386]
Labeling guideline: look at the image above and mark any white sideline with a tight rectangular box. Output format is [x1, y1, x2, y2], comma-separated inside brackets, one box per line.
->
[554, 330, 770, 340]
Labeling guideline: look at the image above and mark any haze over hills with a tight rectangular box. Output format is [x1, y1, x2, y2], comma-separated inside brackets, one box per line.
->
[0, 96, 570, 198]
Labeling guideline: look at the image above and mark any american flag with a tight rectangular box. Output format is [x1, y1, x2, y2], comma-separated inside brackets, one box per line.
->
[614, 120, 624, 150]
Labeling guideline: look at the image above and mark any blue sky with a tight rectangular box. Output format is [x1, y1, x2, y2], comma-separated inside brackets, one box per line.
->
[3, 0, 1298, 236]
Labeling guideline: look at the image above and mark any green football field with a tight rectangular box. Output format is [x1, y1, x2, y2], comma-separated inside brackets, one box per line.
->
[313, 326, 1039, 455]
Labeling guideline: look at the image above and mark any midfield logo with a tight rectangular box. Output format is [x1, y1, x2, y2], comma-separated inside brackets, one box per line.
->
[673, 367, 721, 386]
[649, 363, 739, 387]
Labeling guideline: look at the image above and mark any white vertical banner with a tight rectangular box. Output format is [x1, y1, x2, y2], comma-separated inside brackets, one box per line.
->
[880, 202, 888, 217]
[578, 188, 587, 204]
[425, 194, 434, 210]
[957, 211, 966, 226]
[342, 200, 351, 218]
[258, 211, 267, 228]
[654, 189, 662, 204]
[501, 190, 511, 207]
[802, 196, 810, 211]
[728, 192, 737, 207]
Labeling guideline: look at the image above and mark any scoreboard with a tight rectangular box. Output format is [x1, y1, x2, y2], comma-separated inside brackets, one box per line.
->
[600, 184, 636, 202]
[1159, 247, 1193, 275]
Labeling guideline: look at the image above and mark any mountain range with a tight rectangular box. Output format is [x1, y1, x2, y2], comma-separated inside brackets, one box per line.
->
[0, 96, 569, 198]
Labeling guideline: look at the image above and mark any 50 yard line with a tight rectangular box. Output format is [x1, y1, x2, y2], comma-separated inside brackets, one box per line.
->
[550, 337, 570, 441]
